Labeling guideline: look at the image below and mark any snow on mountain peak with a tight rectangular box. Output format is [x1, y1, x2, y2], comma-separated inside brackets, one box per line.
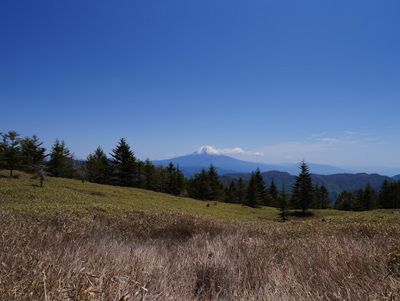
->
[196, 145, 221, 155]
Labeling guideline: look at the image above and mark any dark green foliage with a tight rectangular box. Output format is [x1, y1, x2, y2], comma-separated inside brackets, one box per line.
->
[358, 184, 376, 211]
[86, 147, 111, 184]
[312, 185, 330, 209]
[335, 187, 377, 211]
[224, 178, 247, 204]
[187, 169, 212, 200]
[0, 131, 21, 177]
[187, 165, 224, 201]
[110, 138, 137, 187]
[246, 169, 266, 207]
[245, 176, 258, 207]
[165, 162, 185, 196]
[236, 178, 247, 204]
[208, 165, 224, 201]
[378, 180, 400, 209]
[86, 140, 186, 197]
[225, 180, 238, 203]
[335, 191, 360, 211]
[291, 161, 314, 214]
[143, 159, 158, 190]
[20, 135, 46, 173]
[268, 179, 279, 206]
[47, 140, 74, 178]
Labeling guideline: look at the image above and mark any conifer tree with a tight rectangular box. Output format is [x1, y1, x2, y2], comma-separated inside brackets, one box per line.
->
[225, 180, 238, 203]
[47, 140, 74, 178]
[86, 146, 110, 184]
[143, 159, 157, 191]
[136, 160, 145, 188]
[315, 185, 330, 209]
[268, 179, 278, 205]
[165, 162, 185, 196]
[208, 165, 224, 201]
[245, 169, 266, 207]
[291, 160, 314, 215]
[20, 135, 46, 172]
[187, 169, 211, 200]
[0, 131, 22, 177]
[254, 169, 267, 201]
[378, 180, 392, 209]
[335, 191, 358, 211]
[358, 184, 376, 211]
[236, 177, 247, 205]
[110, 138, 137, 187]
[246, 175, 258, 207]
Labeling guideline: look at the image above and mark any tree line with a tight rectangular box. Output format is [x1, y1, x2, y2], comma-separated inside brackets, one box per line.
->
[1, 130, 399, 211]
[334, 180, 400, 211]
[0, 131, 185, 195]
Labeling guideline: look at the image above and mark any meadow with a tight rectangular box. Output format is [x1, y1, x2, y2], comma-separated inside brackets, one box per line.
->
[1, 173, 400, 300]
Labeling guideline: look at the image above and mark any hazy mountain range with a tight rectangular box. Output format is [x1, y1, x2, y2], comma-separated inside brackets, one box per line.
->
[222, 171, 393, 200]
[153, 146, 351, 176]
[153, 147, 399, 200]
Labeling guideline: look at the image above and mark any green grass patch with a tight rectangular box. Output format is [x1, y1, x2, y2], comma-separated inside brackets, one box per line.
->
[1, 172, 399, 224]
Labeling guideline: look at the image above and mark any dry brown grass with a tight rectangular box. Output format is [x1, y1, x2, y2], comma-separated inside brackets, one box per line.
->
[0, 211, 399, 301]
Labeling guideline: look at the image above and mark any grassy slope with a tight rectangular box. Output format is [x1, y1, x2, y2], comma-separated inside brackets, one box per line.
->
[1, 172, 399, 224]
[2, 172, 400, 300]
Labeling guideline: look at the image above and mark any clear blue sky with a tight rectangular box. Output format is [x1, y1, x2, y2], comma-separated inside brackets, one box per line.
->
[1, 0, 399, 174]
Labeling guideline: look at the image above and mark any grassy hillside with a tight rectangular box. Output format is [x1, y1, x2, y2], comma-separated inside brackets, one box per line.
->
[1, 172, 399, 224]
[1, 172, 400, 300]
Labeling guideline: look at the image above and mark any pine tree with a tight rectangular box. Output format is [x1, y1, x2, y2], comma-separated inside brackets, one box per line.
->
[236, 177, 247, 205]
[225, 180, 238, 203]
[358, 184, 376, 211]
[312, 184, 330, 209]
[20, 135, 46, 172]
[387, 182, 400, 209]
[0, 131, 21, 177]
[246, 175, 258, 207]
[110, 138, 137, 187]
[208, 165, 224, 201]
[165, 162, 185, 196]
[136, 160, 145, 188]
[291, 160, 314, 215]
[143, 159, 157, 191]
[245, 169, 267, 207]
[254, 169, 267, 201]
[47, 140, 74, 178]
[187, 169, 211, 200]
[317, 185, 330, 209]
[335, 191, 358, 211]
[268, 179, 278, 205]
[86, 146, 110, 184]
[378, 180, 392, 209]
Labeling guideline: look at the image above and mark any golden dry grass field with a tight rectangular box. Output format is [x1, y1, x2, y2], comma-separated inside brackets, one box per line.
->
[1, 173, 400, 300]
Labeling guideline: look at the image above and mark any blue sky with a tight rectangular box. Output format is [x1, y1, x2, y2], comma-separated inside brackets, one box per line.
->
[1, 0, 399, 174]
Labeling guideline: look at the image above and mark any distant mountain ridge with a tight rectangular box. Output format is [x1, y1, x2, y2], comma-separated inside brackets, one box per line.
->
[153, 147, 350, 177]
[222, 171, 393, 201]
[153, 148, 396, 200]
